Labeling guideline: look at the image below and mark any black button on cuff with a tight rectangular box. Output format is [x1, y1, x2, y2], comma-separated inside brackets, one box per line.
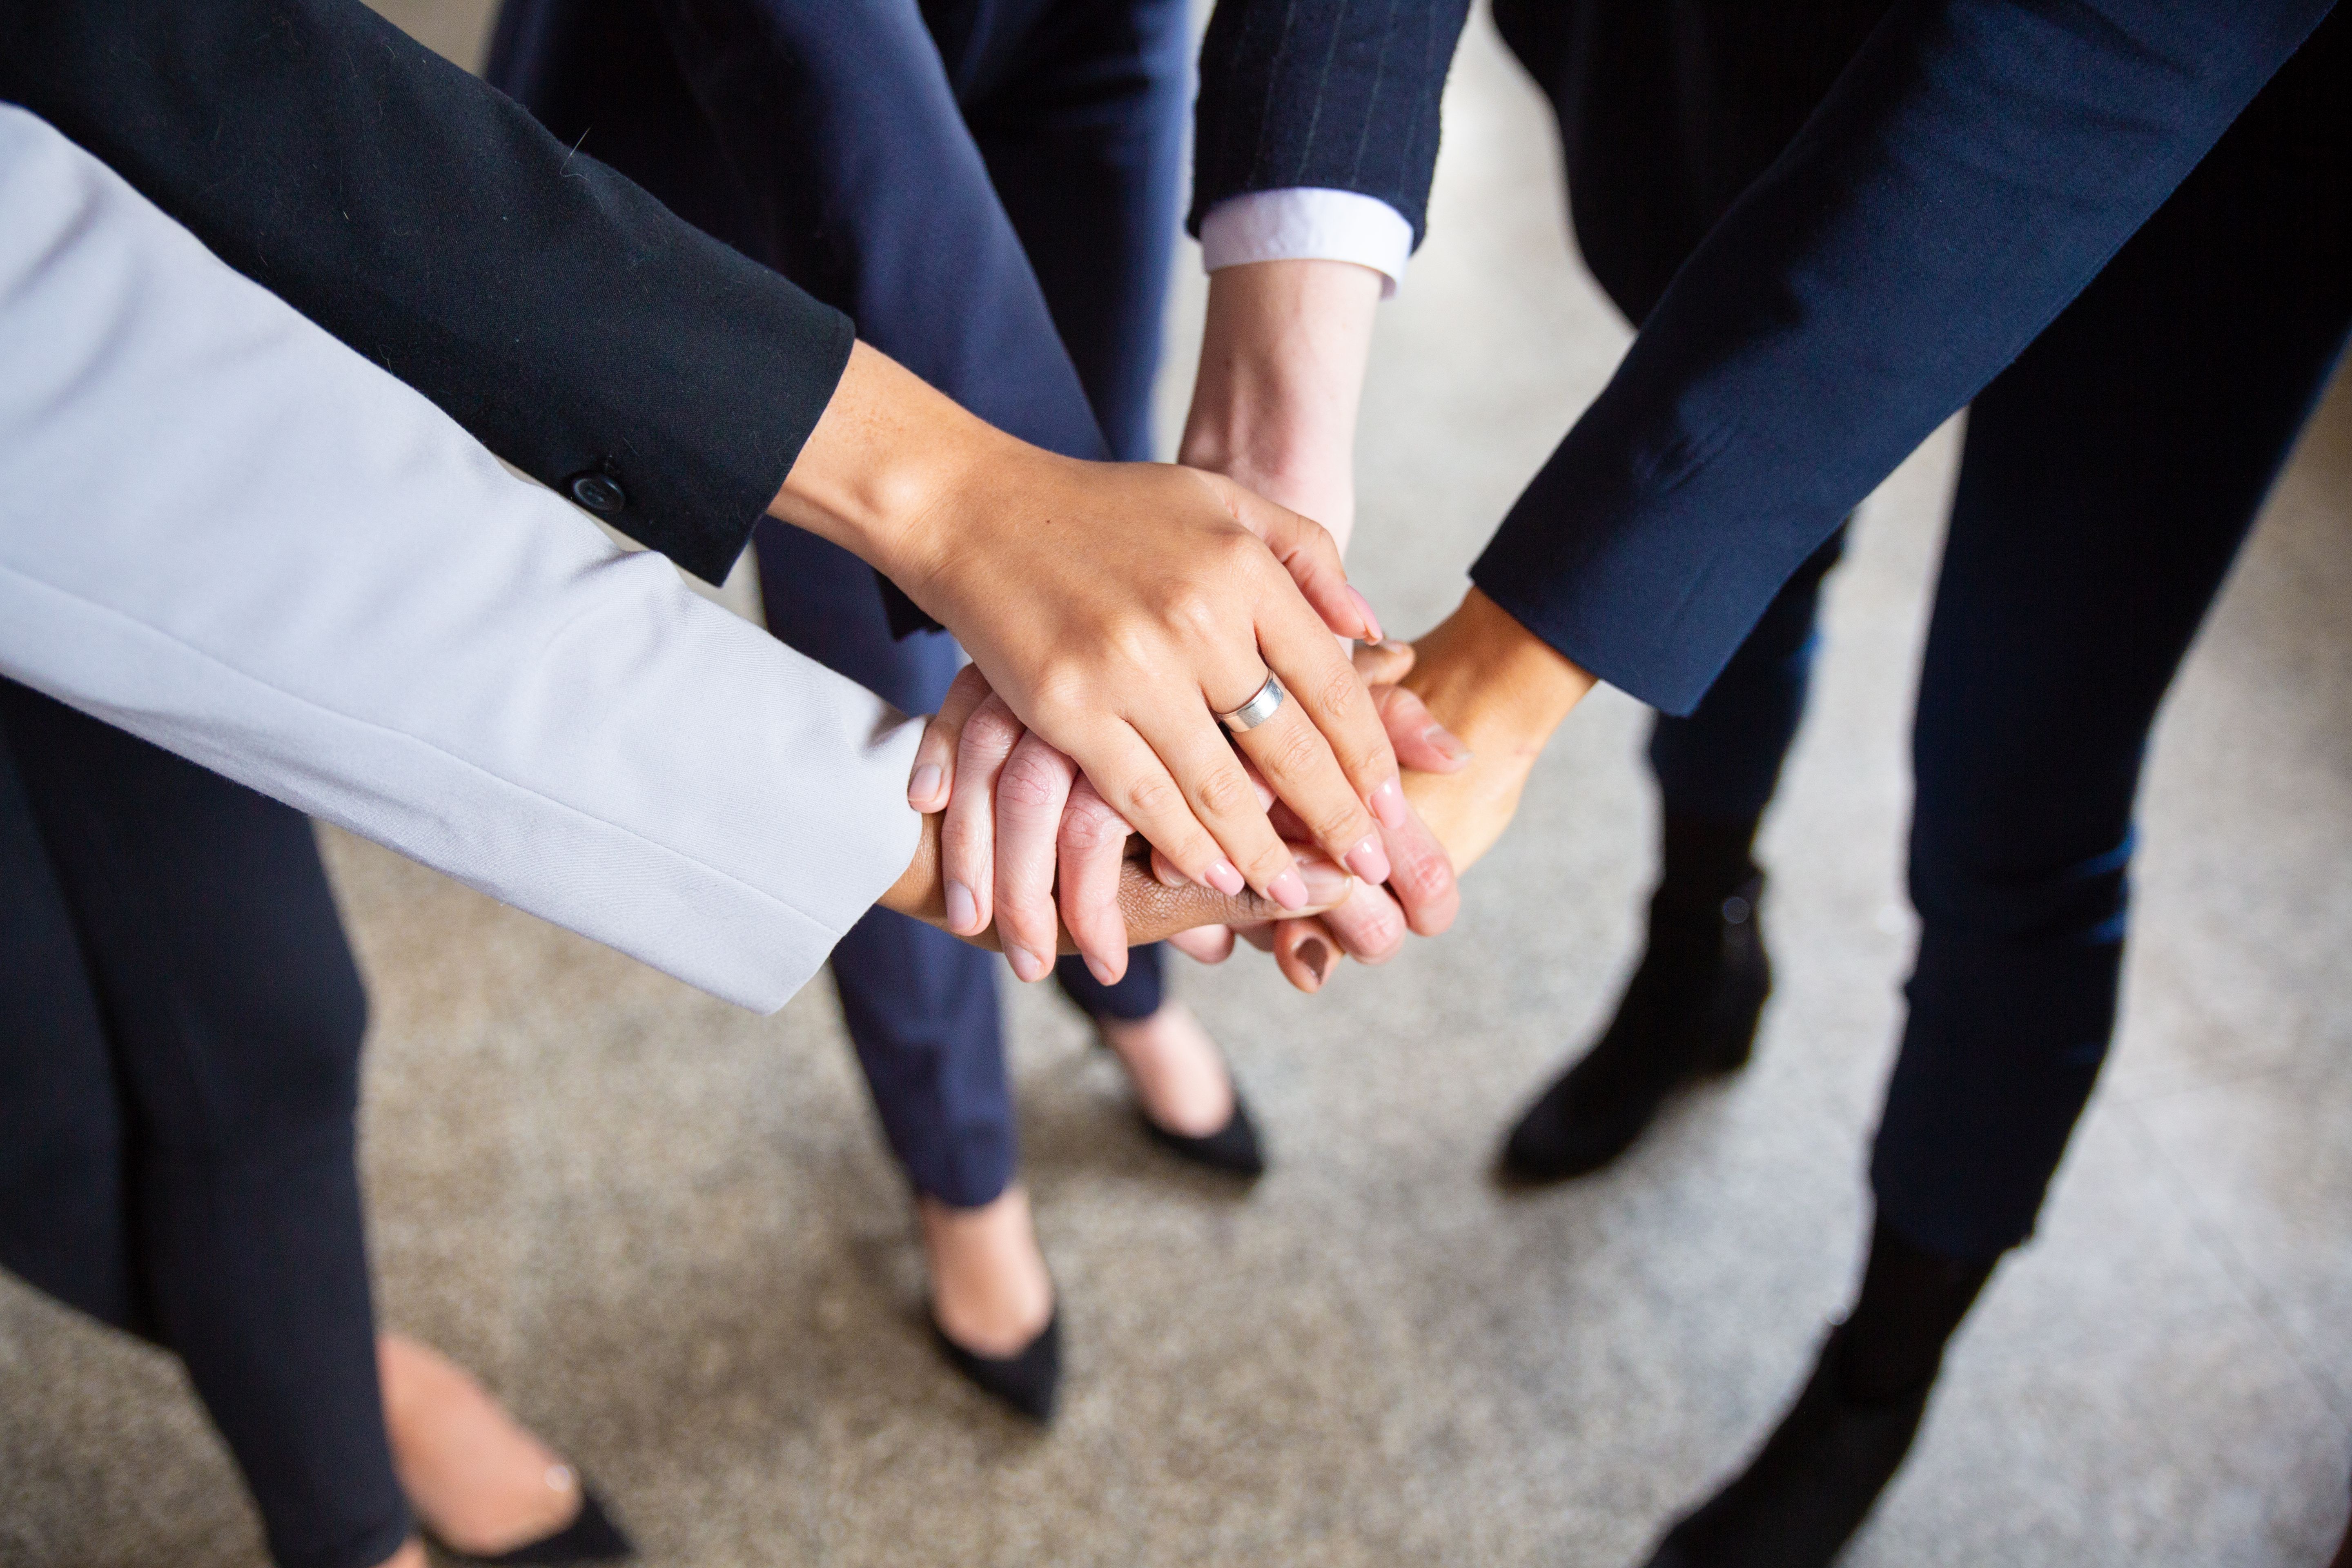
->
[568, 472, 627, 514]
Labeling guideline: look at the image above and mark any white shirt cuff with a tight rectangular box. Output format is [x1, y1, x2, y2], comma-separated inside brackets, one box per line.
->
[1199, 188, 1413, 299]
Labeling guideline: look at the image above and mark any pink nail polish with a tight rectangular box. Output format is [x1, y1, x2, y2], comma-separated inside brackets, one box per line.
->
[1269, 869, 1310, 911]
[909, 762, 943, 805]
[1370, 778, 1408, 831]
[1204, 860, 1246, 898]
[1345, 835, 1392, 886]
[1347, 586, 1384, 644]
[945, 880, 978, 932]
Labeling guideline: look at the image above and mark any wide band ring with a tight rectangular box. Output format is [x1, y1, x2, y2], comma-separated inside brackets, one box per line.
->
[1216, 670, 1287, 733]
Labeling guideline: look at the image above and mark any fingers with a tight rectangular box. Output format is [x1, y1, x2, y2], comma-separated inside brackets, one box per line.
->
[940, 692, 1025, 935]
[1253, 591, 1407, 844]
[1378, 794, 1461, 938]
[1315, 879, 1410, 963]
[1375, 683, 1472, 775]
[1113, 850, 1351, 946]
[1227, 679, 1393, 891]
[1166, 924, 1235, 964]
[1351, 637, 1416, 687]
[1126, 701, 1312, 909]
[1272, 916, 1339, 993]
[993, 730, 1077, 981]
[1208, 472, 1376, 641]
[1056, 776, 1135, 985]
[908, 662, 995, 812]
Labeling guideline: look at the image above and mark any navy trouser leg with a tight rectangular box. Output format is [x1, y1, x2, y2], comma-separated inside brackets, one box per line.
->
[1875, 31, 2352, 1262]
[0, 682, 407, 1568]
[753, 521, 1017, 1207]
[1648, 527, 1845, 824]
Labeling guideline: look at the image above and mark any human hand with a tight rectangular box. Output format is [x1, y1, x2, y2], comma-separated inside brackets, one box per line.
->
[903, 664, 1357, 982]
[878, 776, 1348, 956]
[774, 343, 1402, 914]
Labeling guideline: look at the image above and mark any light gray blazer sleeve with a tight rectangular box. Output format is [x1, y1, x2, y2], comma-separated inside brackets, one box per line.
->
[0, 105, 922, 1013]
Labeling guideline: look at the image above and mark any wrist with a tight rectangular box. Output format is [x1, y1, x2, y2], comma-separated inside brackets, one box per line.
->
[767, 342, 1007, 593]
[1180, 260, 1381, 540]
[1403, 588, 1594, 760]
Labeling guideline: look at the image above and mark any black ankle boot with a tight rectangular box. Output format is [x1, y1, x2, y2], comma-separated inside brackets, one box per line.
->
[1644, 1218, 1996, 1567]
[1642, 1326, 1927, 1568]
[1500, 862, 1769, 1185]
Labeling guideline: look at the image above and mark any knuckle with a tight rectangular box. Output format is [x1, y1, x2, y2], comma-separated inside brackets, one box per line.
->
[1315, 662, 1366, 722]
[1256, 718, 1324, 780]
[962, 705, 1024, 757]
[1193, 765, 1257, 820]
[1120, 772, 1181, 825]
[997, 750, 1067, 812]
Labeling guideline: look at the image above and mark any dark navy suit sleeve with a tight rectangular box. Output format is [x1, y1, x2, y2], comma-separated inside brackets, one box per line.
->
[0, 0, 853, 585]
[1189, 0, 1471, 245]
[1470, 0, 2336, 714]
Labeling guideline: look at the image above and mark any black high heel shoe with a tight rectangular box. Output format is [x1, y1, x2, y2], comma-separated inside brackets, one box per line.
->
[1140, 1090, 1266, 1178]
[931, 1308, 1061, 1423]
[422, 1481, 633, 1565]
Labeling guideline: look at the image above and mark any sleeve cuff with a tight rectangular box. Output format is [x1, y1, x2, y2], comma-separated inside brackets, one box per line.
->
[1198, 188, 1413, 299]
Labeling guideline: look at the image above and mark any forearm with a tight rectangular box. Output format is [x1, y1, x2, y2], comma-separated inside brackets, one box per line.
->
[1179, 259, 1383, 548]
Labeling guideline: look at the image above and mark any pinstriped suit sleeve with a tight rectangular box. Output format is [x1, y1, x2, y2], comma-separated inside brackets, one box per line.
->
[1189, 0, 1472, 248]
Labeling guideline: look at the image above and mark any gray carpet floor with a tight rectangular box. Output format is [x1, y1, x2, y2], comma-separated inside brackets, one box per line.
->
[4, 5, 2349, 1564]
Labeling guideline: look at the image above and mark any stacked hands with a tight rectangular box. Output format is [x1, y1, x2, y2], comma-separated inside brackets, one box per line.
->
[778, 300, 1597, 989]
[901, 637, 1469, 995]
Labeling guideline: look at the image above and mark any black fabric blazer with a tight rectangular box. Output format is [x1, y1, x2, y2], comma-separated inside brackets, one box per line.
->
[0, 0, 854, 584]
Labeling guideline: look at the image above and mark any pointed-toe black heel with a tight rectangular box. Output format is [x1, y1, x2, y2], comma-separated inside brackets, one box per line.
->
[423, 1482, 634, 1566]
[1500, 873, 1768, 1185]
[932, 1308, 1061, 1423]
[1141, 1087, 1266, 1178]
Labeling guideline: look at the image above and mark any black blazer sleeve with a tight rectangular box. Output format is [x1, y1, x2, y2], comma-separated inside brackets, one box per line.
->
[1189, 0, 1471, 247]
[0, 0, 853, 584]
[1468, 0, 2335, 715]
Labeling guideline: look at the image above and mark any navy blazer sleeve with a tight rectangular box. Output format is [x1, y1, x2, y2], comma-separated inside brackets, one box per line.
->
[0, 0, 853, 585]
[1189, 0, 1470, 246]
[1470, 0, 2335, 714]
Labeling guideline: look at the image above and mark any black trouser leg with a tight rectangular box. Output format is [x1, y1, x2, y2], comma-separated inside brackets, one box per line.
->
[0, 682, 407, 1568]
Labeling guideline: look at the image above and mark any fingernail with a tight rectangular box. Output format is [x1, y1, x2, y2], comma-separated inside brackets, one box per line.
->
[1153, 854, 1189, 889]
[1376, 637, 1414, 654]
[1204, 860, 1246, 898]
[1086, 952, 1120, 987]
[1423, 723, 1472, 764]
[1009, 945, 1048, 982]
[945, 880, 978, 932]
[1347, 586, 1384, 643]
[909, 762, 943, 806]
[1370, 778, 1408, 830]
[1269, 868, 1310, 911]
[1297, 853, 1352, 903]
[1298, 938, 1332, 983]
[1344, 834, 1392, 886]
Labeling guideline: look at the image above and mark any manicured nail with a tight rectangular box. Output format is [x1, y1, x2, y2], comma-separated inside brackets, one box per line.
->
[1344, 835, 1392, 886]
[945, 880, 978, 932]
[908, 762, 943, 806]
[1298, 938, 1332, 984]
[1009, 945, 1049, 982]
[1297, 853, 1352, 903]
[1269, 867, 1310, 911]
[1370, 778, 1408, 830]
[1347, 586, 1384, 644]
[1204, 860, 1247, 897]
[1423, 723, 1472, 764]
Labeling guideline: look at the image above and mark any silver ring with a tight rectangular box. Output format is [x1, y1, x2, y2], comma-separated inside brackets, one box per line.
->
[1216, 670, 1287, 733]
